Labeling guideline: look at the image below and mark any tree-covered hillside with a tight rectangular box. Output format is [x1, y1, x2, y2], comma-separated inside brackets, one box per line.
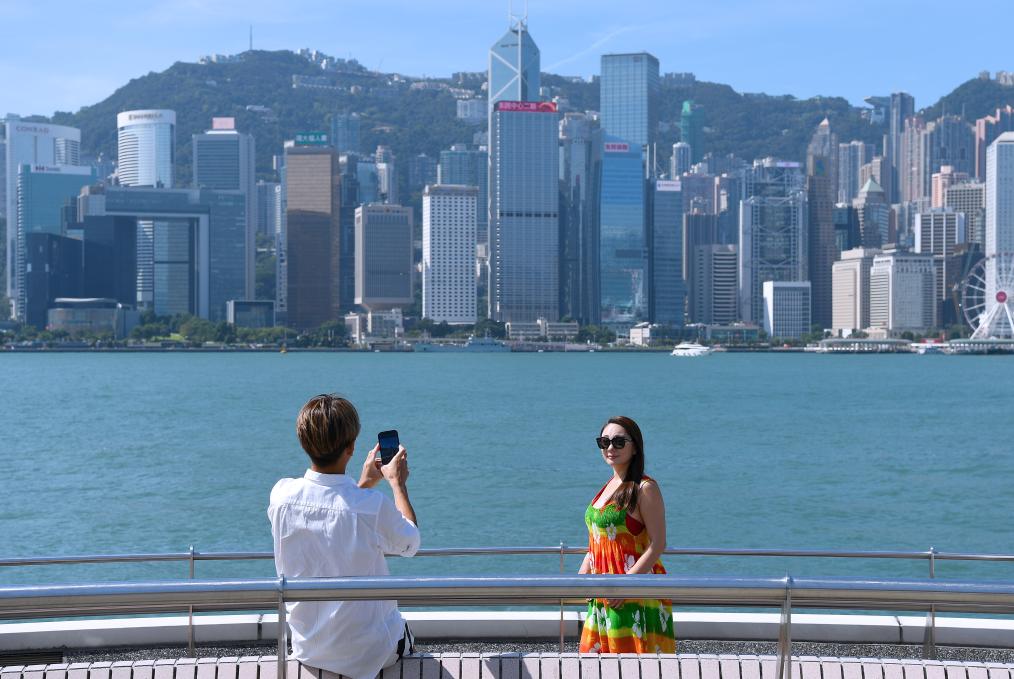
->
[44, 49, 1014, 185]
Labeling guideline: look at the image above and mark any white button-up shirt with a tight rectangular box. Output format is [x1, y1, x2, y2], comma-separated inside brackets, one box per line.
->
[268, 470, 420, 679]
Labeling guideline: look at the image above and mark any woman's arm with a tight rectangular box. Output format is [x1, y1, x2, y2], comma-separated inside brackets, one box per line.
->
[578, 551, 593, 574]
[625, 481, 667, 574]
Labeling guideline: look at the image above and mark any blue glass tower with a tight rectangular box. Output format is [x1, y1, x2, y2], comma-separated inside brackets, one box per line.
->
[596, 136, 647, 327]
[600, 53, 659, 149]
[488, 18, 541, 122]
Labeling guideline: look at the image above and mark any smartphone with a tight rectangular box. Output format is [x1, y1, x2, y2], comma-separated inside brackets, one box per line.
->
[377, 430, 400, 465]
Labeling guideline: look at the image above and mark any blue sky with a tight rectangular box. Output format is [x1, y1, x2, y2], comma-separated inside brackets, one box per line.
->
[2, 0, 1011, 118]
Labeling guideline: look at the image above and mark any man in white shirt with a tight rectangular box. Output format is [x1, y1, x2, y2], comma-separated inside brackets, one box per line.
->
[268, 394, 420, 679]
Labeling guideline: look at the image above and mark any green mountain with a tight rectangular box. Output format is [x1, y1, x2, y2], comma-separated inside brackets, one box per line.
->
[43, 49, 1014, 185]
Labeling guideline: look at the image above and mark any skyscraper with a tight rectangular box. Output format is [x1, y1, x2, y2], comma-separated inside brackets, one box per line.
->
[192, 118, 256, 299]
[683, 211, 719, 321]
[438, 143, 488, 245]
[945, 181, 986, 246]
[649, 179, 684, 326]
[691, 244, 738, 325]
[116, 110, 176, 188]
[671, 142, 692, 178]
[986, 132, 1014, 259]
[975, 105, 1014, 179]
[680, 101, 704, 164]
[488, 101, 560, 322]
[487, 15, 540, 124]
[596, 135, 647, 327]
[4, 116, 82, 315]
[885, 92, 915, 203]
[599, 53, 659, 149]
[284, 143, 340, 330]
[422, 185, 477, 324]
[832, 247, 880, 336]
[837, 140, 874, 203]
[355, 204, 413, 311]
[853, 178, 890, 247]
[330, 111, 361, 154]
[869, 248, 936, 333]
[914, 209, 966, 309]
[762, 281, 811, 340]
[807, 119, 838, 328]
[558, 113, 597, 323]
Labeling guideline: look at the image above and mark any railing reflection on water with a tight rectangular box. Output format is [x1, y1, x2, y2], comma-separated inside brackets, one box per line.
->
[4, 544, 1014, 669]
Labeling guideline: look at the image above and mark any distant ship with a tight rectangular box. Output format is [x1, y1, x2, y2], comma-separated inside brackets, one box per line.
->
[671, 342, 713, 357]
[413, 335, 511, 353]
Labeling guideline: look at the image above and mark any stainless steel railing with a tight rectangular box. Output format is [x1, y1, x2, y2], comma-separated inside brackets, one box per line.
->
[3, 575, 1014, 679]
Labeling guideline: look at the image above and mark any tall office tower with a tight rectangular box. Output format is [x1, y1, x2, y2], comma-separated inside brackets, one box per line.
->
[256, 181, 281, 236]
[859, 155, 886, 191]
[853, 178, 890, 247]
[23, 232, 82, 329]
[596, 135, 647, 327]
[64, 215, 137, 306]
[284, 143, 340, 330]
[691, 244, 738, 325]
[600, 52, 659, 149]
[355, 204, 413, 311]
[807, 119, 838, 328]
[356, 160, 379, 204]
[832, 247, 881, 336]
[762, 281, 811, 340]
[744, 158, 805, 199]
[337, 155, 361, 312]
[192, 118, 256, 299]
[833, 204, 861, 253]
[650, 179, 684, 325]
[671, 142, 691, 178]
[408, 153, 438, 193]
[683, 211, 719, 321]
[885, 92, 915, 203]
[422, 185, 477, 324]
[4, 117, 82, 313]
[738, 186, 808, 324]
[680, 173, 715, 213]
[13, 165, 96, 321]
[924, 115, 975, 182]
[931, 166, 970, 208]
[837, 140, 874, 203]
[558, 113, 597, 323]
[680, 101, 704, 164]
[986, 132, 1014, 259]
[488, 100, 560, 322]
[374, 145, 398, 204]
[914, 209, 966, 312]
[975, 105, 1014, 179]
[945, 181, 986, 245]
[715, 173, 742, 245]
[330, 111, 361, 153]
[439, 143, 488, 246]
[899, 116, 927, 202]
[487, 14, 541, 125]
[116, 110, 175, 188]
[79, 186, 247, 320]
[869, 248, 936, 333]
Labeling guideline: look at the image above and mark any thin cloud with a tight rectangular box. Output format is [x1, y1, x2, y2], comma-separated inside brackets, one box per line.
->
[545, 24, 646, 71]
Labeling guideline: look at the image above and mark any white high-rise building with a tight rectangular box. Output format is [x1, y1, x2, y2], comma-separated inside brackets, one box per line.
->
[913, 209, 966, 303]
[423, 185, 478, 324]
[985, 131, 1014, 258]
[869, 248, 936, 333]
[762, 281, 811, 340]
[832, 247, 880, 336]
[116, 110, 176, 188]
[4, 116, 83, 314]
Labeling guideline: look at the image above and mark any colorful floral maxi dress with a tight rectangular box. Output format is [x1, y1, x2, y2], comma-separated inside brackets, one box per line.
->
[579, 480, 676, 653]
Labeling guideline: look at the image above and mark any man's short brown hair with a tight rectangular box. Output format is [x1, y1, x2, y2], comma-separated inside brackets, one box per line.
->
[296, 394, 361, 466]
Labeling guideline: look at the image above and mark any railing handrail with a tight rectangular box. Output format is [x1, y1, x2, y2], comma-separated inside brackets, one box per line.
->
[4, 574, 1014, 619]
[3, 545, 1014, 569]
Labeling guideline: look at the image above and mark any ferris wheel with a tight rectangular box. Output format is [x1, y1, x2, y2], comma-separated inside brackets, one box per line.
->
[962, 253, 1014, 339]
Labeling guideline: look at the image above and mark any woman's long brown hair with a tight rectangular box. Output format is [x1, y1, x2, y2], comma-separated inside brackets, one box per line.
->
[603, 415, 645, 512]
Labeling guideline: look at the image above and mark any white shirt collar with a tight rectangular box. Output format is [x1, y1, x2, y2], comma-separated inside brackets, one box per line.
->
[303, 469, 356, 487]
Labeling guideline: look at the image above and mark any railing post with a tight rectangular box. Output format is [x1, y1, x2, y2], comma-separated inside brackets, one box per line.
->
[187, 545, 195, 656]
[277, 575, 288, 679]
[775, 575, 793, 679]
[923, 547, 937, 659]
[559, 541, 566, 652]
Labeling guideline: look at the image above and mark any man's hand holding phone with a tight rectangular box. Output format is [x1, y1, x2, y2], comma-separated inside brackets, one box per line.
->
[381, 446, 409, 488]
[357, 444, 383, 489]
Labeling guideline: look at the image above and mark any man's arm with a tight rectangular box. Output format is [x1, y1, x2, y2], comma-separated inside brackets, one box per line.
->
[382, 447, 418, 526]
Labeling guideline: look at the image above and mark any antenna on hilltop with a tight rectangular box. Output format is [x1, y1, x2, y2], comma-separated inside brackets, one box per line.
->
[249, 25, 253, 52]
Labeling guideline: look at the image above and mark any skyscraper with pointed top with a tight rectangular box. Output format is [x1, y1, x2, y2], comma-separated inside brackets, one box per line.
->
[487, 14, 541, 127]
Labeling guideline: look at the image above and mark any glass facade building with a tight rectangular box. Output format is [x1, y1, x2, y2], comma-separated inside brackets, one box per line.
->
[355, 204, 413, 310]
[489, 102, 560, 322]
[559, 113, 597, 323]
[487, 21, 540, 123]
[650, 179, 684, 325]
[116, 110, 176, 188]
[596, 136, 647, 327]
[600, 53, 659, 148]
[438, 144, 488, 245]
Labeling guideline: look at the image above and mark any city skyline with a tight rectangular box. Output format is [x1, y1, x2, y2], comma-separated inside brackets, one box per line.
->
[3, 0, 1013, 118]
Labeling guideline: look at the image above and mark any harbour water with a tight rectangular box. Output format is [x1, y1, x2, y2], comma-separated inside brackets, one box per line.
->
[3, 352, 1014, 587]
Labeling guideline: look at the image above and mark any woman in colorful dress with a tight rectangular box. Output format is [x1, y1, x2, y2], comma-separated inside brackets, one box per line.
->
[578, 415, 676, 654]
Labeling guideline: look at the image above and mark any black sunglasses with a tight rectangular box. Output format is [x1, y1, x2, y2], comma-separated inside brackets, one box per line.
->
[595, 436, 631, 450]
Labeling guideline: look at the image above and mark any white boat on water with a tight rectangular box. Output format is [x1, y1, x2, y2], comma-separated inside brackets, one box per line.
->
[671, 341, 713, 357]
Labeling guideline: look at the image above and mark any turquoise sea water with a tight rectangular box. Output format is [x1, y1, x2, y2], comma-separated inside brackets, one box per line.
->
[2, 352, 1014, 588]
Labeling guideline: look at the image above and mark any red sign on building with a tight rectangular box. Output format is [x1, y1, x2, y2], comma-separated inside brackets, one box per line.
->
[495, 101, 559, 113]
[604, 142, 630, 153]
